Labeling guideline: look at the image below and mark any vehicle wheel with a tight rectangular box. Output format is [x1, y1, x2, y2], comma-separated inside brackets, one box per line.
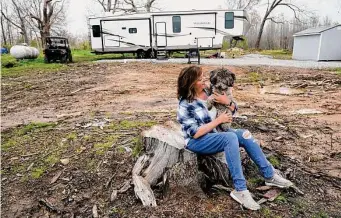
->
[137, 50, 145, 59]
[44, 56, 50, 63]
[61, 55, 67, 63]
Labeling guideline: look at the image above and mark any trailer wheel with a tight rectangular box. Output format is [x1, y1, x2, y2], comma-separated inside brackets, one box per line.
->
[146, 49, 156, 59]
[137, 50, 145, 59]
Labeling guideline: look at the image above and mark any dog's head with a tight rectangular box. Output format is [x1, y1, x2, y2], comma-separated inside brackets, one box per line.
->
[209, 68, 235, 92]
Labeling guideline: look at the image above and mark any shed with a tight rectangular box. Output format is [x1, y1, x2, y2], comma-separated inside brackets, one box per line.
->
[292, 24, 341, 61]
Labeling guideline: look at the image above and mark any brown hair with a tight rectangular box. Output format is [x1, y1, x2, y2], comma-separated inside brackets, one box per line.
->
[177, 66, 202, 102]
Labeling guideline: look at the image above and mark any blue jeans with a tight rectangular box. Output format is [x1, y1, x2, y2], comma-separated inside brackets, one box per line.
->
[186, 129, 274, 191]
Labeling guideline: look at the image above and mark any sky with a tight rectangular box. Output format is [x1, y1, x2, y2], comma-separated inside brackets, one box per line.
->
[66, 0, 341, 36]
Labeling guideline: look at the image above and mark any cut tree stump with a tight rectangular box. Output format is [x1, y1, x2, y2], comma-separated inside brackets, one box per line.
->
[132, 121, 233, 206]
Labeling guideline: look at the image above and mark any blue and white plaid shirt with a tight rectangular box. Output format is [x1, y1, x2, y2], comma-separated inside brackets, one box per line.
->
[177, 97, 238, 145]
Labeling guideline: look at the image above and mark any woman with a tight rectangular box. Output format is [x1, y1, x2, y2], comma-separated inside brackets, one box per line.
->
[176, 66, 293, 210]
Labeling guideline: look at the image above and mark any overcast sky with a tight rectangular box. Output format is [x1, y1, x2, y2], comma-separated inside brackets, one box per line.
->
[66, 0, 341, 35]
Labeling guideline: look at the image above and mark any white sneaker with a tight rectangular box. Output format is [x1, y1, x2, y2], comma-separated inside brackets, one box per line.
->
[230, 190, 261, 210]
[265, 172, 294, 188]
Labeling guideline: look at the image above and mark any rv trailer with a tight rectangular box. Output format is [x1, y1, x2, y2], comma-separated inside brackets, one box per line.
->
[89, 9, 250, 58]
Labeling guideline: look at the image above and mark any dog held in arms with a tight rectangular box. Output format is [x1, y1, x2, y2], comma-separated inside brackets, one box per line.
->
[207, 68, 236, 132]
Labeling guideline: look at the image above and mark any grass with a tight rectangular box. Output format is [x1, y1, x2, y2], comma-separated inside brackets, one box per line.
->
[1, 48, 294, 77]
[259, 49, 292, 60]
[268, 155, 281, 167]
[1, 138, 17, 151]
[17, 122, 56, 136]
[0, 49, 132, 77]
[66, 132, 77, 140]
[31, 166, 47, 179]
[132, 137, 143, 157]
[108, 120, 156, 130]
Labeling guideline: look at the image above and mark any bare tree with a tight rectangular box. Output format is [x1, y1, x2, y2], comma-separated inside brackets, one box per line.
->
[255, 0, 310, 49]
[225, 0, 260, 11]
[94, 0, 158, 14]
[1, 0, 30, 44]
[96, 0, 119, 13]
[28, 0, 67, 47]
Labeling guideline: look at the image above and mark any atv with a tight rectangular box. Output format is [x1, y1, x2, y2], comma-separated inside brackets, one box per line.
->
[44, 37, 72, 63]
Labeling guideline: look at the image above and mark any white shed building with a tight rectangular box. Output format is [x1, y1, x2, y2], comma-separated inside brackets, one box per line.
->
[293, 25, 341, 61]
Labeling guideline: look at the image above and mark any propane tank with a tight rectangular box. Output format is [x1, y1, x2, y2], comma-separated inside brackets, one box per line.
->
[10, 44, 39, 59]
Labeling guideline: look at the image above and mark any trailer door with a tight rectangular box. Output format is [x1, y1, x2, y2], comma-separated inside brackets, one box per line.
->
[155, 22, 167, 47]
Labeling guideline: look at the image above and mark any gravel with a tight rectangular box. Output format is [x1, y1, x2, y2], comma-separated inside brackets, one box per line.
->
[97, 55, 341, 69]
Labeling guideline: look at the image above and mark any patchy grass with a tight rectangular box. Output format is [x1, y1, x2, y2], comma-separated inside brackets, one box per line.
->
[247, 177, 263, 186]
[132, 137, 143, 157]
[31, 166, 47, 179]
[1, 54, 67, 77]
[312, 211, 329, 218]
[275, 194, 288, 203]
[259, 49, 292, 60]
[248, 71, 261, 82]
[66, 132, 77, 141]
[268, 155, 281, 167]
[17, 122, 56, 136]
[332, 68, 341, 75]
[1, 138, 17, 151]
[45, 154, 60, 165]
[108, 120, 156, 130]
[0, 50, 132, 77]
[93, 135, 119, 155]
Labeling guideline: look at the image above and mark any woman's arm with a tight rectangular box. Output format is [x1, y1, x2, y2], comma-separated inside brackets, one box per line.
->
[213, 92, 238, 114]
[193, 112, 232, 138]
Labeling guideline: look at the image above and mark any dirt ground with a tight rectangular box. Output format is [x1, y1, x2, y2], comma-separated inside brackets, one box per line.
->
[1, 62, 341, 217]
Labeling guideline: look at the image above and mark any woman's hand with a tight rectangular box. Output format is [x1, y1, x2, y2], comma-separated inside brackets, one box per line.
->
[213, 91, 231, 105]
[216, 111, 232, 124]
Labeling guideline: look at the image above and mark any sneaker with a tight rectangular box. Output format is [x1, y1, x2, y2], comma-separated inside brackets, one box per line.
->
[265, 172, 294, 188]
[230, 190, 261, 210]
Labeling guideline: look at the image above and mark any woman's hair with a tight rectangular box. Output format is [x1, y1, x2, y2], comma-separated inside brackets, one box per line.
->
[177, 66, 202, 102]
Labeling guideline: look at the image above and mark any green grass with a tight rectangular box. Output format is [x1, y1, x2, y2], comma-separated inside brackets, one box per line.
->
[332, 68, 341, 75]
[1, 138, 17, 151]
[259, 49, 292, 60]
[132, 137, 143, 157]
[17, 122, 56, 136]
[31, 166, 47, 179]
[268, 155, 281, 167]
[108, 120, 156, 130]
[0, 49, 132, 77]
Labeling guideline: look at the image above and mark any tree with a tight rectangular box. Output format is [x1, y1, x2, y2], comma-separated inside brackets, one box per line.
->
[1, 0, 30, 44]
[225, 0, 260, 11]
[94, 0, 158, 14]
[255, 0, 309, 49]
[28, 0, 67, 47]
[96, 0, 119, 13]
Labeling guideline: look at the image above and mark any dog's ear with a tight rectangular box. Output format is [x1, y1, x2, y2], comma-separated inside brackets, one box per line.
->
[210, 70, 218, 85]
[229, 72, 236, 87]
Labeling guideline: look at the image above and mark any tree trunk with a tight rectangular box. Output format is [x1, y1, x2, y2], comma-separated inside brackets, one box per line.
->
[255, 18, 266, 49]
[1, 16, 7, 45]
[132, 121, 233, 206]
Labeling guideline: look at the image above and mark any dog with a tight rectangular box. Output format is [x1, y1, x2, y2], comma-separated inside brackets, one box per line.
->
[207, 68, 236, 132]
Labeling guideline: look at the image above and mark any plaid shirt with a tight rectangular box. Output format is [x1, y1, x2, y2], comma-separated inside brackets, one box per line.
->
[177, 97, 238, 145]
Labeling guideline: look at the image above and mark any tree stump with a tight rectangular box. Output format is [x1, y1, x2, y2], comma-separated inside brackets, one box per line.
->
[132, 121, 232, 206]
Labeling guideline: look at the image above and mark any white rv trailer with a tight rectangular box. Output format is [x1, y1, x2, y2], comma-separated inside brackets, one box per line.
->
[89, 9, 250, 58]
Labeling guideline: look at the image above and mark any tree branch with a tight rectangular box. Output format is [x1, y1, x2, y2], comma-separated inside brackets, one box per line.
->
[1, 10, 22, 30]
[266, 17, 285, 24]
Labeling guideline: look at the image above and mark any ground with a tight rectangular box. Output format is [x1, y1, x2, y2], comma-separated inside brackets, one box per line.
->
[1, 61, 341, 217]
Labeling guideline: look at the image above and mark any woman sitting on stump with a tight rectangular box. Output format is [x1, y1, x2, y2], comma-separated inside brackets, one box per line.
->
[176, 66, 293, 210]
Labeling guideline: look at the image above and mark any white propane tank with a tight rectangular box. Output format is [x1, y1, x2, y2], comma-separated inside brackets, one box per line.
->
[10, 45, 39, 59]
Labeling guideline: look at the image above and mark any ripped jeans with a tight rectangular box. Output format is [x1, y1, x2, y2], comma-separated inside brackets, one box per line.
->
[186, 129, 274, 191]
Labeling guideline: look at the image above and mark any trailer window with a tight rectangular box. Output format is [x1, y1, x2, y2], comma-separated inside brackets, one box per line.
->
[129, 28, 137, 34]
[225, 12, 234, 29]
[92, 25, 101, 37]
[172, 16, 181, 33]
